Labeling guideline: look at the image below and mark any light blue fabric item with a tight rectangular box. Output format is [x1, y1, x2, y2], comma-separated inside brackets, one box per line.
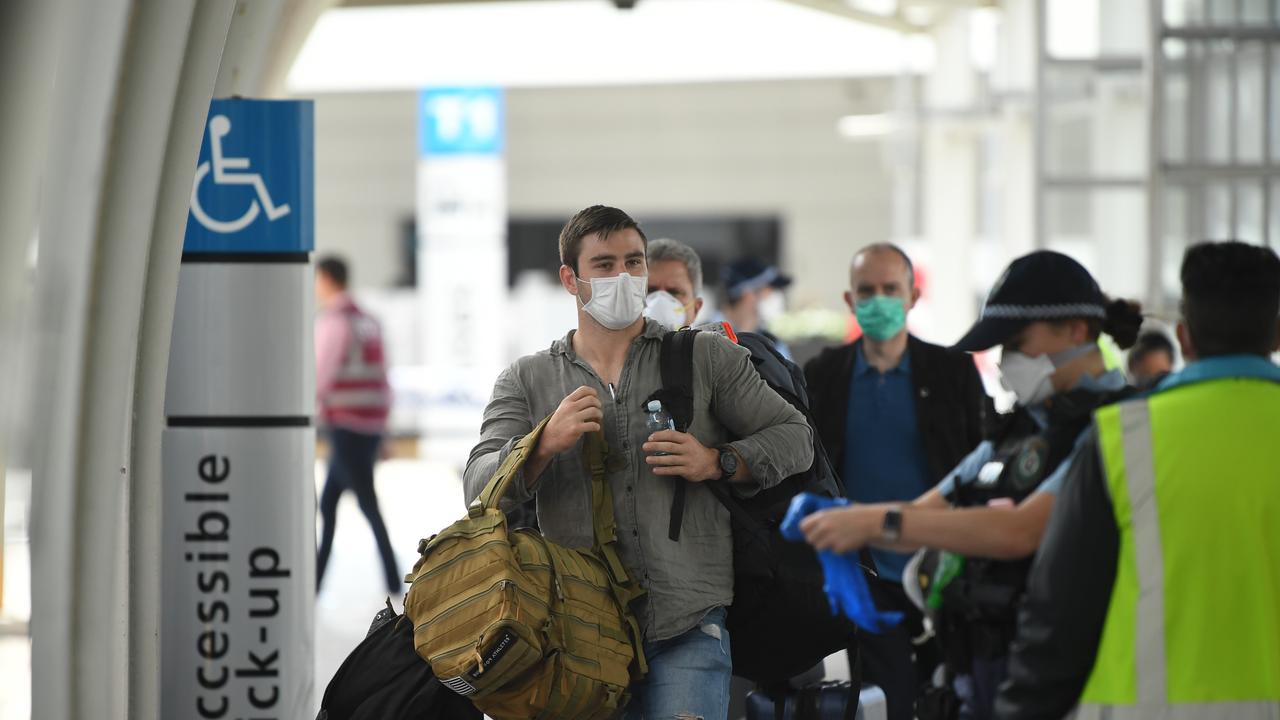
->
[933, 441, 996, 498]
[1155, 353, 1280, 392]
[781, 493, 904, 634]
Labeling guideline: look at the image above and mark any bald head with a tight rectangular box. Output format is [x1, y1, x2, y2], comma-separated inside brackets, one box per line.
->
[851, 244, 914, 289]
[846, 243, 920, 315]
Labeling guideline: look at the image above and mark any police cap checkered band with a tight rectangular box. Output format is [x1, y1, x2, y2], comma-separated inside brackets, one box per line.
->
[982, 302, 1107, 320]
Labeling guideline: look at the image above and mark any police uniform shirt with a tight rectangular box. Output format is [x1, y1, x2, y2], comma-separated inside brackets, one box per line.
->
[934, 369, 1127, 498]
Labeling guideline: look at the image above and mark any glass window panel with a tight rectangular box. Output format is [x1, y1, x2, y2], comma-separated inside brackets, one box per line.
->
[1047, 188, 1147, 299]
[1186, 41, 1206, 163]
[1208, 0, 1237, 23]
[1164, 39, 1190, 164]
[977, 131, 1003, 240]
[1242, 0, 1272, 23]
[1044, 65, 1093, 103]
[1271, 181, 1280, 248]
[1204, 41, 1233, 164]
[1237, 42, 1266, 163]
[1163, 185, 1189, 307]
[1047, 189, 1093, 238]
[1047, 0, 1100, 59]
[1205, 182, 1233, 239]
[1047, 115, 1092, 178]
[1238, 180, 1265, 243]
[1164, 0, 1203, 26]
[1097, 0, 1146, 56]
[1045, 67, 1146, 178]
[1272, 46, 1280, 163]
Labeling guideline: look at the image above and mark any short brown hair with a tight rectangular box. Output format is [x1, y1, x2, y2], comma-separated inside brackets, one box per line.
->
[558, 205, 648, 274]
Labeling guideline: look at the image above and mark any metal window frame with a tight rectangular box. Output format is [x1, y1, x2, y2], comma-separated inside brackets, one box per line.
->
[1035, 0, 1280, 311]
[1148, 0, 1280, 310]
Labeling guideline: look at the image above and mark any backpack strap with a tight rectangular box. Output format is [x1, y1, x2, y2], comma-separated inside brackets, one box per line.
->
[658, 329, 698, 429]
[656, 329, 698, 541]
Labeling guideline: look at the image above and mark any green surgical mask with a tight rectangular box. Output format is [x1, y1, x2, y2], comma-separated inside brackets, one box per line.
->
[854, 295, 907, 341]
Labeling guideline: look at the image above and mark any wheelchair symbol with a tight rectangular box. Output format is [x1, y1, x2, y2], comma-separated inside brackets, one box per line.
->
[190, 114, 291, 234]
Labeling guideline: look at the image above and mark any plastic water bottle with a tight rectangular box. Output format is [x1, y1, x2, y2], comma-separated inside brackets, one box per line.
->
[645, 400, 675, 455]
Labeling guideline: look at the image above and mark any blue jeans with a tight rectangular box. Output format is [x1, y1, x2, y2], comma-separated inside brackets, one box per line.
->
[624, 607, 732, 720]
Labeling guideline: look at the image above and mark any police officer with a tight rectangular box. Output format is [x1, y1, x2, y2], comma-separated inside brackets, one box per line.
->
[996, 241, 1280, 719]
[800, 250, 1144, 720]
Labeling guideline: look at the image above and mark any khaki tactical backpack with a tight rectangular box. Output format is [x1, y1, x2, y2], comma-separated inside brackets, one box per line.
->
[404, 417, 647, 720]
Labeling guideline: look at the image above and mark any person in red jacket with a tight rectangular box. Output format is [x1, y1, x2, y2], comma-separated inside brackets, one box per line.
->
[314, 256, 398, 594]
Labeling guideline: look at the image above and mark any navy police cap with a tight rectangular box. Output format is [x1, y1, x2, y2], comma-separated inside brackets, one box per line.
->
[723, 258, 792, 302]
[952, 250, 1106, 353]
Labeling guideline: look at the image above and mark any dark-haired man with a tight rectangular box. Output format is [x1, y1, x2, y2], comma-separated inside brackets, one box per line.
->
[1126, 329, 1177, 389]
[996, 240, 1280, 719]
[804, 243, 989, 720]
[314, 256, 397, 593]
[464, 205, 814, 719]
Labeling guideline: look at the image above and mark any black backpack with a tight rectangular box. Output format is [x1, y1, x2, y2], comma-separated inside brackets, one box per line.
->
[316, 600, 482, 720]
[652, 327, 859, 684]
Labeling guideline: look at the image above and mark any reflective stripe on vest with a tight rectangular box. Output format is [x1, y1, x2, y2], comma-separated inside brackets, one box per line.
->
[1073, 701, 1280, 719]
[1079, 379, 1280, 719]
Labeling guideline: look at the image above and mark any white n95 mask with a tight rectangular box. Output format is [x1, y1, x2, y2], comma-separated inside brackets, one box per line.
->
[577, 273, 648, 330]
[758, 292, 786, 327]
[998, 351, 1057, 407]
[643, 291, 692, 329]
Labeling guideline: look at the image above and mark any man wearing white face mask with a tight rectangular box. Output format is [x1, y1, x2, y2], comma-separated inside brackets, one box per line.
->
[643, 238, 704, 329]
[799, 250, 1144, 720]
[464, 205, 814, 720]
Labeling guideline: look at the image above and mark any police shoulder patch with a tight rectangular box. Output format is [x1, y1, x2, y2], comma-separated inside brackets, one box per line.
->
[1011, 437, 1050, 491]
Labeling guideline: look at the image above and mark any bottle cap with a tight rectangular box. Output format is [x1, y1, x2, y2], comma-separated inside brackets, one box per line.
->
[647, 400, 661, 412]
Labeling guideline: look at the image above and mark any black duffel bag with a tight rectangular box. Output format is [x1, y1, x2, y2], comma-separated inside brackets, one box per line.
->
[316, 599, 482, 720]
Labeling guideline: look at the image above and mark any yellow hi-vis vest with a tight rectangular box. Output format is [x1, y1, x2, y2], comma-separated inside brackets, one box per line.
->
[1075, 375, 1280, 719]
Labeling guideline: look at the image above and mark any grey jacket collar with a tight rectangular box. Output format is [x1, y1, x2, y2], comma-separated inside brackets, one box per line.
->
[550, 319, 668, 358]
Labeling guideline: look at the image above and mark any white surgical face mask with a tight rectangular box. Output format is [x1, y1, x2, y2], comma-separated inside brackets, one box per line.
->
[758, 292, 786, 327]
[643, 290, 692, 329]
[998, 351, 1057, 407]
[577, 273, 648, 330]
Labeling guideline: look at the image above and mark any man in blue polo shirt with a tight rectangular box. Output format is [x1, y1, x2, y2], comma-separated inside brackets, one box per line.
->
[806, 244, 990, 720]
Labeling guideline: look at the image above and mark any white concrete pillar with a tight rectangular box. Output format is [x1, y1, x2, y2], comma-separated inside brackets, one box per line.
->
[922, 12, 982, 341]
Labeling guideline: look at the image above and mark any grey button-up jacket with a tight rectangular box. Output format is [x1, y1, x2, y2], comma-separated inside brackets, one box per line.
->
[463, 320, 814, 642]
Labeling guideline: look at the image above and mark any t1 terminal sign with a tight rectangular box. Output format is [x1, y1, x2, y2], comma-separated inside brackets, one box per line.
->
[163, 98, 315, 720]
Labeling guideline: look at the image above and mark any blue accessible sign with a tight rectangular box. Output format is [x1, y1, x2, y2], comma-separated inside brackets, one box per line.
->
[186, 98, 314, 253]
